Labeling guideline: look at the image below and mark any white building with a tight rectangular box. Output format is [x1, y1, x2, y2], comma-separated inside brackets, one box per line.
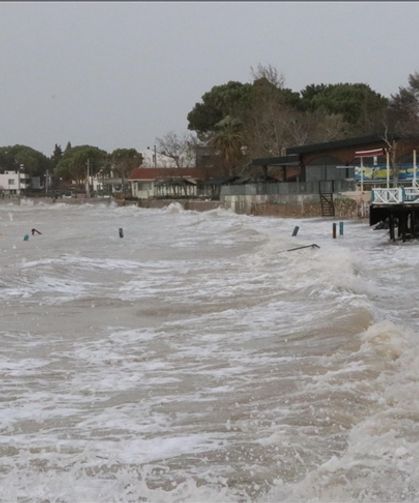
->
[0, 170, 30, 195]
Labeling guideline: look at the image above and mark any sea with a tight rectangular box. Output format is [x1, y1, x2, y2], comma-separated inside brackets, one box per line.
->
[0, 199, 418, 503]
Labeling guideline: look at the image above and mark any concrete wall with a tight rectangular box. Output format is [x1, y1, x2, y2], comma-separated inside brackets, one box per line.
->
[136, 199, 222, 212]
[221, 192, 370, 219]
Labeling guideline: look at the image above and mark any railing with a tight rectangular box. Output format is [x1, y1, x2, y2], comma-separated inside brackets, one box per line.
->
[403, 186, 419, 203]
[220, 180, 355, 197]
[371, 187, 419, 204]
[371, 188, 403, 204]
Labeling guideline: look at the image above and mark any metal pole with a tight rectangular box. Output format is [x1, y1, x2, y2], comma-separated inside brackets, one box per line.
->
[360, 157, 364, 193]
[413, 149, 417, 187]
[154, 145, 157, 169]
[386, 150, 390, 189]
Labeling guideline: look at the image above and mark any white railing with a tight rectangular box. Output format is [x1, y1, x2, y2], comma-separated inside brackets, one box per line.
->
[372, 188, 404, 204]
[403, 187, 419, 203]
[372, 186, 419, 204]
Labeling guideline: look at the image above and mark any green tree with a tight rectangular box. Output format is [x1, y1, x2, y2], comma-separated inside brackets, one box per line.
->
[299, 83, 388, 134]
[55, 145, 108, 184]
[110, 148, 143, 193]
[208, 116, 244, 176]
[50, 144, 63, 169]
[187, 81, 253, 137]
[0, 145, 51, 177]
[386, 71, 419, 134]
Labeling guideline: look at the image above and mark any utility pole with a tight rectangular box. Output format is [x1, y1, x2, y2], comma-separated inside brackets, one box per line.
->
[86, 159, 91, 198]
[147, 145, 157, 168]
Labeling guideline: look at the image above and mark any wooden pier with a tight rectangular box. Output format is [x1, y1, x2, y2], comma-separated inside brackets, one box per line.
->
[370, 187, 419, 241]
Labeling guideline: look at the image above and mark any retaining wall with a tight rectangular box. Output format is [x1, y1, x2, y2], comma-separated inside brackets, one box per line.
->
[221, 192, 370, 219]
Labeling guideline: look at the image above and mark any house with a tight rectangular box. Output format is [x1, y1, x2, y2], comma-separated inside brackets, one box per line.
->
[0, 170, 30, 195]
[128, 167, 209, 199]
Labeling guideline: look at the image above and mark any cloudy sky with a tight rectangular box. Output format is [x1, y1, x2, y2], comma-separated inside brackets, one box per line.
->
[1, 1, 418, 156]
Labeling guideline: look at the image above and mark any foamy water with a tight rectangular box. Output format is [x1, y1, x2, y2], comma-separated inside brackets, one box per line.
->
[0, 200, 418, 502]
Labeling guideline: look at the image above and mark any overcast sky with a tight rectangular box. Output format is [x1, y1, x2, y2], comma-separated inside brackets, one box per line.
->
[1, 1, 419, 156]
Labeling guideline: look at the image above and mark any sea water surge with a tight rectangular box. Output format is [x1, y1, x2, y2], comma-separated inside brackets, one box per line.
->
[0, 200, 418, 502]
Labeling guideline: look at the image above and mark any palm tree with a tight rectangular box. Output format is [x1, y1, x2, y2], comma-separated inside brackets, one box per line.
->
[209, 116, 244, 176]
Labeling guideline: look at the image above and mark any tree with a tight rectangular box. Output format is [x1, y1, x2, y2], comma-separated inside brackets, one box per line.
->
[241, 74, 307, 158]
[299, 83, 388, 135]
[250, 63, 285, 89]
[50, 144, 63, 169]
[208, 116, 245, 176]
[0, 145, 51, 177]
[55, 145, 108, 185]
[110, 148, 143, 193]
[187, 81, 253, 137]
[155, 131, 197, 167]
[386, 71, 419, 135]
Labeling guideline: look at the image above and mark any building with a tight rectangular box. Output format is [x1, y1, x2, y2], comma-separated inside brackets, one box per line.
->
[250, 133, 419, 188]
[221, 133, 419, 217]
[0, 170, 30, 195]
[128, 167, 209, 199]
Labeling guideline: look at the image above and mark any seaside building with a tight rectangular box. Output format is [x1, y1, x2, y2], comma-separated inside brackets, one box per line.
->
[220, 133, 419, 219]
[0, 169, 30, 195]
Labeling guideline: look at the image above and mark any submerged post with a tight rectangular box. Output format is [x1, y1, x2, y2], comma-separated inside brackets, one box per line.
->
[119, 227, 124, 238]
[292, 226, 299, 237]
[339, 221, 344, 236]
[332, 223, 337, 239]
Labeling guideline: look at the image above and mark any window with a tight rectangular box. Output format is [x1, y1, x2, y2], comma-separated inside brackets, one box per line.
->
[8, 179, 15, 185]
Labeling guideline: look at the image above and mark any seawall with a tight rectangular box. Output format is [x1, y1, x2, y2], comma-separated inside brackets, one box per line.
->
[221, 192, 370, 219]
[6, 192, 370, 220]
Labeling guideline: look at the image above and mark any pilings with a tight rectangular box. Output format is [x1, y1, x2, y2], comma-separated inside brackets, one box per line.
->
[370, 203, 419, 242]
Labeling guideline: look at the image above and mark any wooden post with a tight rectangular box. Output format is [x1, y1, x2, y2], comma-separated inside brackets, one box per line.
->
[332, 223, 337, 239]
[389, 213, 395, 241]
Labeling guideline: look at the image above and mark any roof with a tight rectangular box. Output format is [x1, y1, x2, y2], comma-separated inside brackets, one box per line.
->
[250, 133, 419, 167]
[286, 134, 388, 155]
[154, 177, 198, 186]
[251, 154, 300, 167]
[128, 167, 207, 181]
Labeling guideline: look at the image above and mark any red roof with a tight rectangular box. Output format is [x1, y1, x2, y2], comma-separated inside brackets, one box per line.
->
[128, 167, 208, 181]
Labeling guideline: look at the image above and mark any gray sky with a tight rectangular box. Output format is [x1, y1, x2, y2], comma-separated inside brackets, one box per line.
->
[1, 1, 419, 156]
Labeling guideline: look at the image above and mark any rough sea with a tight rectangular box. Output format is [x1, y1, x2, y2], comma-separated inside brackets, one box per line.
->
[0, 199, 418, 503]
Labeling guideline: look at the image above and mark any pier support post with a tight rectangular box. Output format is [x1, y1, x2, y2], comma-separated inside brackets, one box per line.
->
[389, 214, 395, 241]
[332, 223, 337, 239]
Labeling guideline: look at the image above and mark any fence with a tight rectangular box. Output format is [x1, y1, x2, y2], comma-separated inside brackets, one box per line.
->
[220, 180, 355, 197]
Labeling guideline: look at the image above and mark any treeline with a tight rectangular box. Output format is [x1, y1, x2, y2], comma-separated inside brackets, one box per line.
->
[2, 65, 419, 181]
[186, 65, 419, 174]
[0, 142, 143, 184]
